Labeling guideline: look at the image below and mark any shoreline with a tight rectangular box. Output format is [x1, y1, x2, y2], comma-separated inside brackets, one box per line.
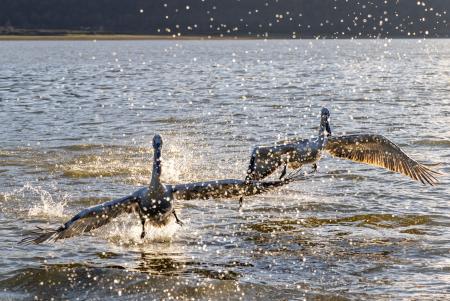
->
[0, 34, 446, 41]
[0, 34, 257, 41]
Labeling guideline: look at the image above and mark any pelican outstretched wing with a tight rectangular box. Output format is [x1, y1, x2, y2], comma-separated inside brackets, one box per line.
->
[20, 195, 139, 244]
[172, 176, 300, 201]
[325, 134, 440, 185]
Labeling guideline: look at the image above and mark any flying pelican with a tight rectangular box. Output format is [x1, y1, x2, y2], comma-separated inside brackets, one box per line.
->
[21, 134, 301, 244]
[242, 108, 440, 190]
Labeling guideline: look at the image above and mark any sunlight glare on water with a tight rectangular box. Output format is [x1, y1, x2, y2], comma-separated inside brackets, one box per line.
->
[0, 39, 449, 300]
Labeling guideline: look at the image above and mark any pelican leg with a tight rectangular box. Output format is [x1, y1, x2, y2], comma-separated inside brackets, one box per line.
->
[238, 182, 247, 209]
[312, 163, 318, 173]
[138, 209, 146, 239]
[239, 174, 252, 209]
[173, 210, 184, 226]
[279, 164, 287, 180]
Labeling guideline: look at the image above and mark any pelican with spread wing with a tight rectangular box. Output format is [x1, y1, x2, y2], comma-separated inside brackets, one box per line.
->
[21, 135, 300, 244]
[243, 108, 440, 186]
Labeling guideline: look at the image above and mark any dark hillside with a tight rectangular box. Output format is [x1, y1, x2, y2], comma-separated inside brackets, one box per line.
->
[0, 0, 448, 37]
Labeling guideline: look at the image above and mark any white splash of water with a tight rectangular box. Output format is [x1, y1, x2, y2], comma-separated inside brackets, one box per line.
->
[101, 213, 182, 245]
[159, 136, 203, 183]
[4, 182, 67, 218]
[119, 135, 203, 185]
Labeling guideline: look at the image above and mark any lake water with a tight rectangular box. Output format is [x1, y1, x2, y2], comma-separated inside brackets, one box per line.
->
[0, 39, 449, 300]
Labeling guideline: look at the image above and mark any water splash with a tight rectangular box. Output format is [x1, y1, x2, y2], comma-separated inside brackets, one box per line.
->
[102, 214, 182, 245]
[161, 136, 199, 183]
[3, 183, 67, 218]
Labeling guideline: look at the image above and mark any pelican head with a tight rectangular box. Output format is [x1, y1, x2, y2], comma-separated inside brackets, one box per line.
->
[320, 108, 332, 137]
[321, 107, 330, 119]
[152, 134, 163, 150]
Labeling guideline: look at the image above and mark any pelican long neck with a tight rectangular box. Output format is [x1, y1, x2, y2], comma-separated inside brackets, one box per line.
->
[318, 123, 327, 137]
[317, 119, 330, 148]
[150, 148, 162, 189]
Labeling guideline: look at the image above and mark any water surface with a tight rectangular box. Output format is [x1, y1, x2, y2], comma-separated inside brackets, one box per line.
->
[0, 39, 449, 300]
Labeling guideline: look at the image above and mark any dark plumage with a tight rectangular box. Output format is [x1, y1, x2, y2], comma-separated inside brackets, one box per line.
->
[21, 135, 301, 244]
[243, 108, 440, 185]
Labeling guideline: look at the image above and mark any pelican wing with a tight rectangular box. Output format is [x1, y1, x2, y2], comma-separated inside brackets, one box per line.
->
[172, 178, 295, 200]
[20, 195, 139, 244]
[325, 134, 440, 185]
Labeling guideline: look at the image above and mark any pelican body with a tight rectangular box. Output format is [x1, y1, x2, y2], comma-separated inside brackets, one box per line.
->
[244, 108, 439, 185]
[21, 135, 300, 244]
[245, 108, 331, 181]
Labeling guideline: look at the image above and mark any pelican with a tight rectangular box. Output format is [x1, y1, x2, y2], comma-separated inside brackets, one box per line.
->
[242, 108, 440, 188]
[21, 134, 301, 244]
